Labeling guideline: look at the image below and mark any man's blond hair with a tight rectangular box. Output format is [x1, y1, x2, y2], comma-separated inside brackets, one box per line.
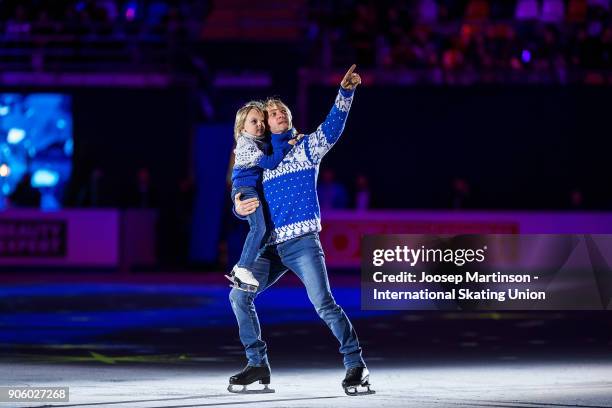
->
[233, 101, 266, 141]
[264, 97, 293, 130]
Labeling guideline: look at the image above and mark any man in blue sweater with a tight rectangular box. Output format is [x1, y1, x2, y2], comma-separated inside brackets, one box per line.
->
[228, 65, 373, 396]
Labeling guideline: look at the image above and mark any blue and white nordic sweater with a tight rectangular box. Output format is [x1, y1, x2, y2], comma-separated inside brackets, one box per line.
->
[263, 87, 354, 244]
[231, 131, 294, 189]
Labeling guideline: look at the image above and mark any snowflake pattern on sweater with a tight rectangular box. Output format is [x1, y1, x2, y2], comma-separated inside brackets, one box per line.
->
[263, 87, 354, 243]
[234, 136, 265, 169]
[232, 131, 293, 189]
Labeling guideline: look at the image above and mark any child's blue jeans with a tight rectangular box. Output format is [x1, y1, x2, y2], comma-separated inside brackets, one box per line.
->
[231, 186, 267, 271]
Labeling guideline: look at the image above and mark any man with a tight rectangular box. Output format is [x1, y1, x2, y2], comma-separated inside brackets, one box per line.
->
[228, 65, 373, 396]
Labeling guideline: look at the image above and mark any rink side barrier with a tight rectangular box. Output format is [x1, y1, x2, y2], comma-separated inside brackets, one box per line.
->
[319, 210, 612, 268]
[0, 209, 156, 271]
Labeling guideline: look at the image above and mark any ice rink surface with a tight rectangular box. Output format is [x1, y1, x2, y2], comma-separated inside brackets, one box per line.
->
[3, 361, 612, 408]
[2, 281, 612, 407]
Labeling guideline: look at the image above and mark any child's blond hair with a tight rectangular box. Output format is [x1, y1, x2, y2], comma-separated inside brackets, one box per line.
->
[233, 101, 266, 141]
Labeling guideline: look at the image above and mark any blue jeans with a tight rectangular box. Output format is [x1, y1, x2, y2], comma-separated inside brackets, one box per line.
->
[228, 232, 365, 369]
[232, 186, 268, 270]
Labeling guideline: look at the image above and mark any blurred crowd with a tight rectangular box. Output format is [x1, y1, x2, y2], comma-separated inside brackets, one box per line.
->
[3, 0, 612, 72]
[308, 0, 612, 72]
[0, 0, 210, 37]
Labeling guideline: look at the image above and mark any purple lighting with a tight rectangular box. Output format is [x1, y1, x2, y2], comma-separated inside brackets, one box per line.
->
[521, 49, 532, 63]
[125, 2, 137, 21]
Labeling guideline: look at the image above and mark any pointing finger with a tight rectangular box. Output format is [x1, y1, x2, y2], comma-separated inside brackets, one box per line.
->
[346, 64, 356, 77]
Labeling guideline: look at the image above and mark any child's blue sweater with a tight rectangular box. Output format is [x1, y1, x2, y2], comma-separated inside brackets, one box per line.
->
[262, 87, 354, 243]
[231, 131, 294, 189]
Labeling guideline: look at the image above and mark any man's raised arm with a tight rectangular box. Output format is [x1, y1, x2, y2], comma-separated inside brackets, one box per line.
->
[305, 64, 361, 165]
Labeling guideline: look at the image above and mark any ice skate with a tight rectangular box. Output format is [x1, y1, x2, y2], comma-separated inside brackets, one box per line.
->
[227, 365, 274, 394]
[225, 266, 259, 293]
[342, 366, 375, 396]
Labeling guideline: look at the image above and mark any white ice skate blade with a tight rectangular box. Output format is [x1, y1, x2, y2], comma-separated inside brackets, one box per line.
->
[225, 275, 258, 293]
[227, 384, 275, 394]
[344, 384, 376, 396]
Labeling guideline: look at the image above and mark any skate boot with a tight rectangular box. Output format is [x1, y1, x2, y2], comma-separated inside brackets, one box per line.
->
[227, 365, 274, 394]
[342, 366, 375, 396]
[224, 266, 259, 293]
